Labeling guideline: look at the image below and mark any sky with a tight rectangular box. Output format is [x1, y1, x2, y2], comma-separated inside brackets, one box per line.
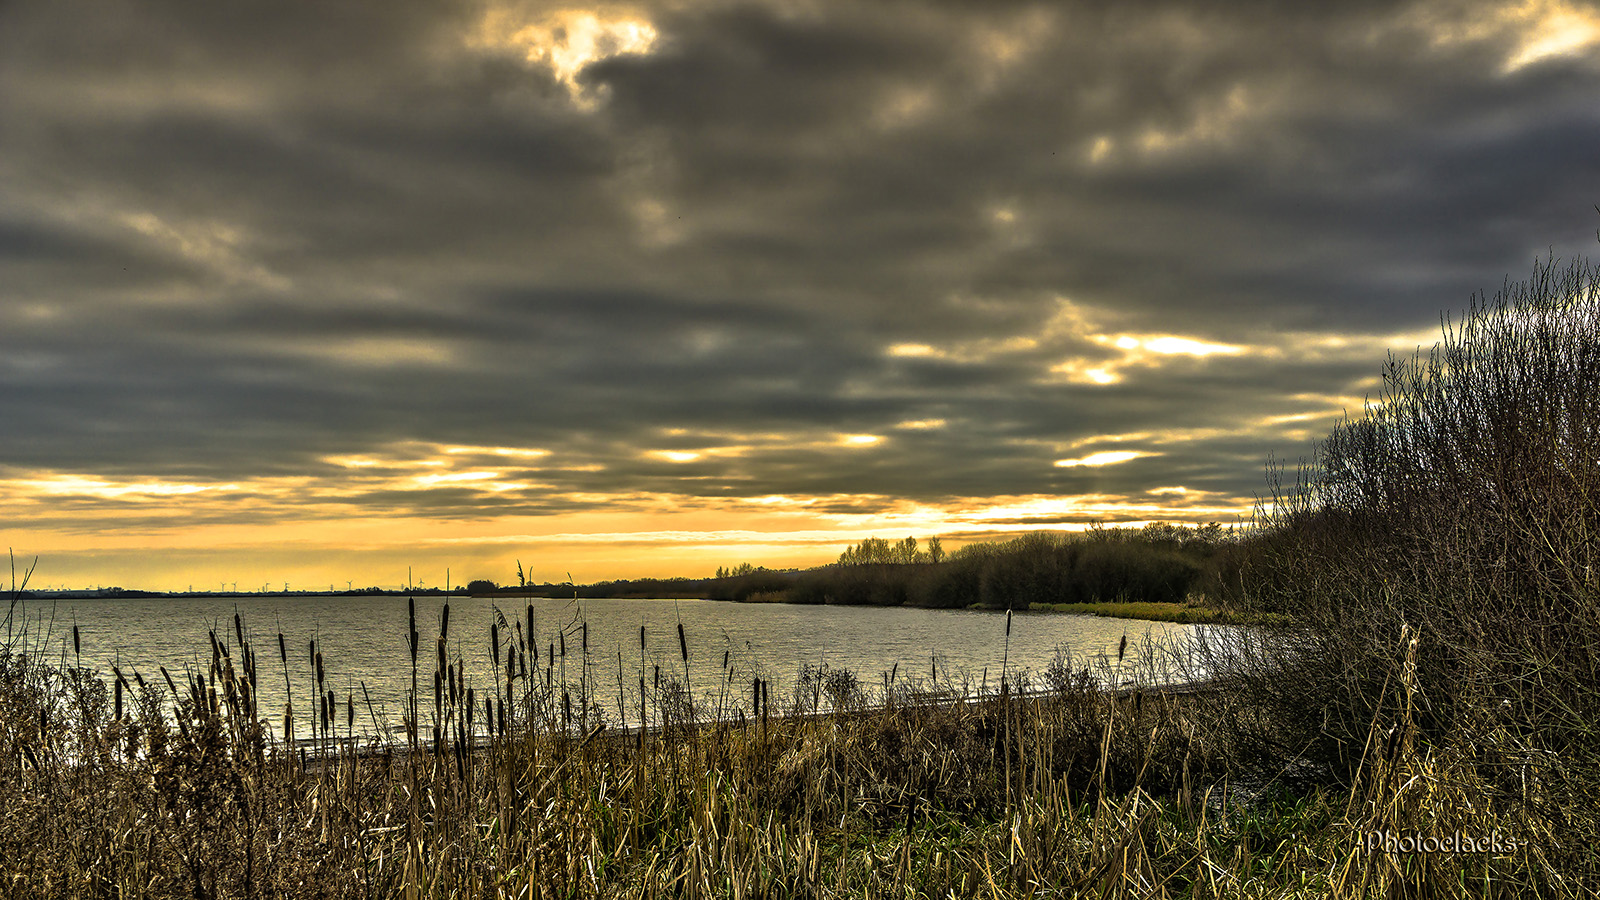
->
[3, 0, 1599, 592]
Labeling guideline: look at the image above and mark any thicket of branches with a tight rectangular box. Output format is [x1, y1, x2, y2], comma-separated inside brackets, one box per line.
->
[1208, 255, 1600, 872]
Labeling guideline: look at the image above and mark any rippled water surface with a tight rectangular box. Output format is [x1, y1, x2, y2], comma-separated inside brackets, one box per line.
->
[18, 595, 1202, 738]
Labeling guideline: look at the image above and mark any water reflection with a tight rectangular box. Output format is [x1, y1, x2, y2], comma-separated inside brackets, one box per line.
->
[23, 595, 1204, 738]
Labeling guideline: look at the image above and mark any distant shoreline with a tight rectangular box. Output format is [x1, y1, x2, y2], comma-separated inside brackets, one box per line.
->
[21, 589, 1273, 624]
[720, 591, 1273, 625]
[15, 588, 463, 601]
[1026, 600, 1280, 625]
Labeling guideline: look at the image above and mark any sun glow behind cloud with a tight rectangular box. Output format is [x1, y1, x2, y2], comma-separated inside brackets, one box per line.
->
[3, 471, 1258, 591]
[1407, 0, 1600, 73]
[470, 6, 659, 104]
[1506, 4, 1600, 70]
[0, 297, 1445, 590]
[648, 450, 703, 463]
[1, 422, 1257, 590]
[1054, 450, 1156, 468]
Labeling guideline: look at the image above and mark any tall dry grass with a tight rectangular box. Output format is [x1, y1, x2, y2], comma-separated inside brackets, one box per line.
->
[0, 592, 1572, 897]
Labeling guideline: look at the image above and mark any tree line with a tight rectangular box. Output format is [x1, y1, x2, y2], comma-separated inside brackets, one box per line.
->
[705, 523, 1233, 609]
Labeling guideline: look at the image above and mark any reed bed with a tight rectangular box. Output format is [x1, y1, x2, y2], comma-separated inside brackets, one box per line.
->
[0, 598, 1575, 899]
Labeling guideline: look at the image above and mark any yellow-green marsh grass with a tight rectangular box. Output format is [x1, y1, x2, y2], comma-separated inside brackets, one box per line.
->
[0, 609, 1573, 899]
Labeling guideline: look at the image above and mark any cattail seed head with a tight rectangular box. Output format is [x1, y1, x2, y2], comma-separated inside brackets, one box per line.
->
[440, 603, 450, 642]
[491, 623, 501, 667]
[277, 632, 287, 665]
[408, 598, 418, 657]
[677, 623, 688, 662]
[72, 625, 80, 658]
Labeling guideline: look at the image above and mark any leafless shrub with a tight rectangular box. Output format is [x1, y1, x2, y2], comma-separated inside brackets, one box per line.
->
[1206, 254, 1600, 877]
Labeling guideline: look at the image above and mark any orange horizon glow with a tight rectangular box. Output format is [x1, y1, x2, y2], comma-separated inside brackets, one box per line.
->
[2, 316, 1438, 593]
[2, 477, 1255, 592]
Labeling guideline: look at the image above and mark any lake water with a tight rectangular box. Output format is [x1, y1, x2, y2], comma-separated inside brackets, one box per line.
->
[10, 595, 1204, 741]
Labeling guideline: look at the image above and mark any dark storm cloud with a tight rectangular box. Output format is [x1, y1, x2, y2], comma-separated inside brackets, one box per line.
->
[4, 0, 1599, 528]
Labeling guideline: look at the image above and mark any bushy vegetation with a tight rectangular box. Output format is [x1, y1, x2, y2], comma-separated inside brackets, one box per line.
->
[1201, 255, 1600, 883]
[928, 526, 1225, 610]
